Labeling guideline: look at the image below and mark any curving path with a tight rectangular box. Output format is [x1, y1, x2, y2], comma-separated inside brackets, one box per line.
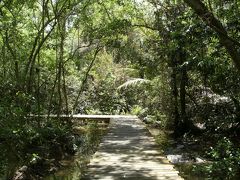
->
[82, 116, 183, 180]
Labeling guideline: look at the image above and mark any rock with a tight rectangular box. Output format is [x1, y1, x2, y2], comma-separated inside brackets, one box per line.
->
[195, 157, 205, 163]
[13, 166, 28, 180]
[195, 123, 206, 130]
[13, 172, 25, 180]
[167, 155, 183, 164]
[167, 154, 192, 164]
[19, 166, 28, 172]
[142, 117, 150, 124]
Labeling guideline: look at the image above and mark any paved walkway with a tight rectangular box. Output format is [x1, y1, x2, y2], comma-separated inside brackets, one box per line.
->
[82, 116, 183, 180]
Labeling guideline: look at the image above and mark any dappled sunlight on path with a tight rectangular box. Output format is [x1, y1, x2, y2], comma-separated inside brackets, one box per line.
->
[82, 117, 183, 180]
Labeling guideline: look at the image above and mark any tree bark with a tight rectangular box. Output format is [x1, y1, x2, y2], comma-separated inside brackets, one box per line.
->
[184, 0, 240, 71]
[27, 23, 56, 93]
[72, 46, 101, 113]
[1, 38, 6, 79]
[4, 30, 19, 84]
[179, 50, 188, 125]
[62, 66, 69, 115]
[170, 53, 180, 131]
[56, 16, 66, 117]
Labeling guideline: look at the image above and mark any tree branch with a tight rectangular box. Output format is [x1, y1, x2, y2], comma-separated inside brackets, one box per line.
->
[184, 0, 240, 71]
[72, 45, 101, 113]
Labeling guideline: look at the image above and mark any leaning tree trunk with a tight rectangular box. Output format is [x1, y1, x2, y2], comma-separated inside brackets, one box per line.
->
[184, 0, 240, 71]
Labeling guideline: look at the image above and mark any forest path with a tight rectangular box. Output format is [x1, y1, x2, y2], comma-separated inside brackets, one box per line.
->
[82, 116, 183, 180]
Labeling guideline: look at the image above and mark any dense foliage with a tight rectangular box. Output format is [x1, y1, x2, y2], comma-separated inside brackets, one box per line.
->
[0, 0, 240, 179]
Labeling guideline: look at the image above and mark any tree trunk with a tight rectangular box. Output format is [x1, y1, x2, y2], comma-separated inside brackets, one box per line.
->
[56, 18, 66, 117]
[179, 50, 188, 125]
[4, 30, 19, 85]
[62, 66, 69, 115]
[72, 47, 101, 113]
[170, 53, 180, 132]
[1, 41, 6, 79]
[175, 48, 202, 136]
[184, 0, 240, 71]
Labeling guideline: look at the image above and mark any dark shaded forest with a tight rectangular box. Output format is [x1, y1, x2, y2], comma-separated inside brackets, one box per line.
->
[0, 0, 240, 179]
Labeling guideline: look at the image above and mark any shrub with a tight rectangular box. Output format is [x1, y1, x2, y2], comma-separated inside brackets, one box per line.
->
[193, 137, 240, 179]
